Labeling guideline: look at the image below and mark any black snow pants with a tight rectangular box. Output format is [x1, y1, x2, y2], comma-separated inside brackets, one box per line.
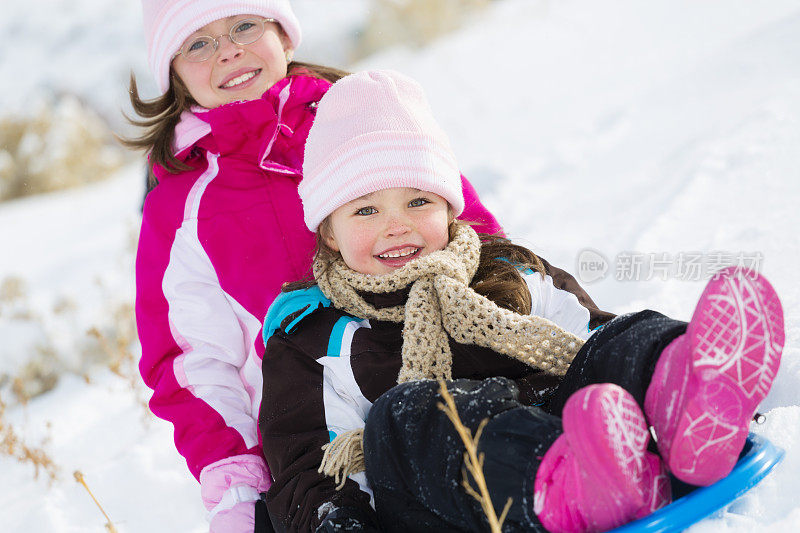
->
[362, 310, 686, 532]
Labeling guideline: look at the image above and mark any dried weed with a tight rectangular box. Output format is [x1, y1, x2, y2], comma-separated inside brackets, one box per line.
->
[0, 276, 26, 305]
[0, 95, 126, 202]
[359, 0, 491, 55]
[437, 380, 512, 533]
[74, 470, 118, 532]
[0, 392, 59, 483]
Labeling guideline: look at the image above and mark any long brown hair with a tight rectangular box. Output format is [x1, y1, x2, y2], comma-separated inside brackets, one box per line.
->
[122, 61, 349, 188]
[471, 227, 545, 315]
[294, 220, 545, 315]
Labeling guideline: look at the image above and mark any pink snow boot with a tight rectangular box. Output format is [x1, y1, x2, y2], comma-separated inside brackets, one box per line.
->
[644, 266, 784, 486]
[534, 383, 671, 533]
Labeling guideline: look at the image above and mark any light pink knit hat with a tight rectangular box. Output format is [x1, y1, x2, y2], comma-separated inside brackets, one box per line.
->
[141, 0, 302, 94]
[300, 70, 464, 232]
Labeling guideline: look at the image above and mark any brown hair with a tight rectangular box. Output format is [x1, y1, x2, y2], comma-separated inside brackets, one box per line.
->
[287, 220, 545, 315]
[122, 61, 350, 188]
[471, 228, 545, 315]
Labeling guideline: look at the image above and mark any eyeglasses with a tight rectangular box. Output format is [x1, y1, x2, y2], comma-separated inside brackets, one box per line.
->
[173, 18, 277, 63]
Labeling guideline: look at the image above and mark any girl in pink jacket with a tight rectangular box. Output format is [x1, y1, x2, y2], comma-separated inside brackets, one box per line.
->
[128, 1, 501, 531]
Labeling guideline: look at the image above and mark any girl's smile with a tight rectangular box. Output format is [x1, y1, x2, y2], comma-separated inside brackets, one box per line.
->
[374, 245, 423, 268]
[219, 67, 262, 89]
[324, 187, 451, 276]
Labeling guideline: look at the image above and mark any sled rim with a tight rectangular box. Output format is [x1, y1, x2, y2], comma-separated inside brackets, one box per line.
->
[609, 433, 784, 532]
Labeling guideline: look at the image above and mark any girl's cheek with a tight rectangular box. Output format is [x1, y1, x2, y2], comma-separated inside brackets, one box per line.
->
[351, 232, 374, 255]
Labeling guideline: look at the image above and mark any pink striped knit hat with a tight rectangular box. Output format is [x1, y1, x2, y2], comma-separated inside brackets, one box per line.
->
[141, 0, 302, 94]
[300, 70, 464, 232]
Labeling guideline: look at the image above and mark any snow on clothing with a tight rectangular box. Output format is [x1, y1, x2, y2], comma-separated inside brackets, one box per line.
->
[259, 262, 617, 532]
[134, 72, 503, 518]
[364, 308, 681, 533]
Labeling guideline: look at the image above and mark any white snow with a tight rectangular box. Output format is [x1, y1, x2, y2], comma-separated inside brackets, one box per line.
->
[1, 0, 798, 531]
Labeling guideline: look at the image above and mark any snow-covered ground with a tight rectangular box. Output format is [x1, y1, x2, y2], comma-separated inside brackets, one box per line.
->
[1, 0, 799, 531]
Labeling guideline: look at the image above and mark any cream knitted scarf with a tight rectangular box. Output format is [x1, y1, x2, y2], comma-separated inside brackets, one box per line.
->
[315, 224, 585, 488]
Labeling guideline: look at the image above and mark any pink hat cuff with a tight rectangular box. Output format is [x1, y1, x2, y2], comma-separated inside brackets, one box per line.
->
[142, 0, 301, 94]
[300, 131, 464, 232]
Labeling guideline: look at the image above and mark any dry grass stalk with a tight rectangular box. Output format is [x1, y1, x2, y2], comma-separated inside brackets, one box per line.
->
[85, 299, 136, 376]
[0, 96, 125, 203]
[87, 305, 151, 423]
[0, 276, 26, 305]
[11, 343, 61, 404]
[87, 312, 137, 385]
[11, 377, 30, 406]
[359, 0, 490, 55]
[52, 296, 78, 315]
[437, 380, 512, 532]
[0, 392, 58, 483]
[74, 470, 118, 532]
[88, 326, 128, 378]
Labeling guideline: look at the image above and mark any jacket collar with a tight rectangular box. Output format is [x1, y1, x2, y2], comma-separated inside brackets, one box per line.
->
[357, 286, 413, 310]
[171, 73, 331, 173]
[173, 107, 211, 158]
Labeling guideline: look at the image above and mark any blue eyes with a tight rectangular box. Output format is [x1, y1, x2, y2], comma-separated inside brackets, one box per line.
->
[177, 18, 269, 62]
[233, 21, 257, 33]
[353, 198, 430, 216]
[188, 39, 210, 52]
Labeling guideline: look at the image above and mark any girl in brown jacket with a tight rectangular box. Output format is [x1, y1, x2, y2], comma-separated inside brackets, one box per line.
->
[259, 70, 784, 533]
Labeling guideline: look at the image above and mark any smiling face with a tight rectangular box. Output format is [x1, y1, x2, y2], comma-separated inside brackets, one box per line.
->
[171, 15, 291, 109]
[323, 187, 452, 275]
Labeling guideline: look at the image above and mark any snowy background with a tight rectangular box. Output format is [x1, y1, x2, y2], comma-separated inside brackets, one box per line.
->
[1, 0, 799, 531]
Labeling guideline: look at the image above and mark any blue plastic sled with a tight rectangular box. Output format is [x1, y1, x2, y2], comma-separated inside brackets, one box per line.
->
[610, 433, 784, 532]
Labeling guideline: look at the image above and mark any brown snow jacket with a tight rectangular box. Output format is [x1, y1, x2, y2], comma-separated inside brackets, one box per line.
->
[258, 263, 613, 532]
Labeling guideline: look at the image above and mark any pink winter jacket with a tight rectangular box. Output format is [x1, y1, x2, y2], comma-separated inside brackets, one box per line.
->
[135, 73, 502, 517]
